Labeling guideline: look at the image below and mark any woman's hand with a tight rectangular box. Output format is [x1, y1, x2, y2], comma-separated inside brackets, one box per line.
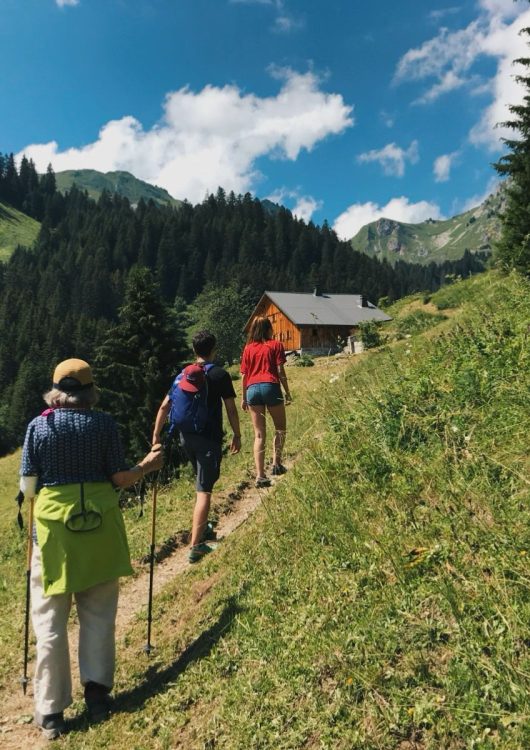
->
[141, 445, 164, 473]
[284, 392, 293, 405]
[241, 399, 249, 411]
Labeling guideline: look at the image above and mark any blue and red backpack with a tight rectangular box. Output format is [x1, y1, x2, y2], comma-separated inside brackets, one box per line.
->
[168, 363, 214, 435]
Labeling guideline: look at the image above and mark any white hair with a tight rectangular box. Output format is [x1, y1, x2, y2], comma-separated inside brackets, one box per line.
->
[43, 387, 99, 409]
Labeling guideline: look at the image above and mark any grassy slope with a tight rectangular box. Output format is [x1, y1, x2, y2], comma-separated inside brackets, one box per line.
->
[0, 355, 334, 697]
[2, 271, 528, 748]
[0, 201, 40, 261]
[55, 170, 182, 208]
[350, 189, 504, 266]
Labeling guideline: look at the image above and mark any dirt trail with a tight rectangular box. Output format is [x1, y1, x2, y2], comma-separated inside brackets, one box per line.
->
[0, 468, 288, 749]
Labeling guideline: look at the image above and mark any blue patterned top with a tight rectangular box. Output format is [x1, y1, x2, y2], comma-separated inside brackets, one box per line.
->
[20, 409, 129, 486]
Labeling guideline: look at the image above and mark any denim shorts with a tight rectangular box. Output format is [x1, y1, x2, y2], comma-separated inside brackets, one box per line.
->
[246, 382, 284, 407]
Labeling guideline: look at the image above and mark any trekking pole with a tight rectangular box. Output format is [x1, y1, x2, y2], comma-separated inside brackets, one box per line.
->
[144, 473, 159, 656]
[21, 495, 35, 694]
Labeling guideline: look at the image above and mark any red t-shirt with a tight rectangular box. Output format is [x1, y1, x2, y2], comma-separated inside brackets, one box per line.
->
[240, 340, 287, 387]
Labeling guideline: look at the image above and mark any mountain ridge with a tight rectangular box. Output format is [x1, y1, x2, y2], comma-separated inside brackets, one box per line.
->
[55, 169, 183, 208]
[349, 184, 506, 265]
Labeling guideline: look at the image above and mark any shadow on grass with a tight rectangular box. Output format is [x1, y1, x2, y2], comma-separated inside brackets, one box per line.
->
[66, 595, 242, 734]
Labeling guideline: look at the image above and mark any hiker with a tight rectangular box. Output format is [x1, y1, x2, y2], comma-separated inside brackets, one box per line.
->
[152, 331, 241, 563]
[240, 316, 291, 488]
[19, 358, 163, 740]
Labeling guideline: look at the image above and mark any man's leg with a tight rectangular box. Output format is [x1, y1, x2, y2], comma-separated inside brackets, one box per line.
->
[188, 437, 221, 560]
[190, 491, 212, 547]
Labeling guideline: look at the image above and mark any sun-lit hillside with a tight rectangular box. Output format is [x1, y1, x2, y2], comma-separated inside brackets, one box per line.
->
[0, 201, 40, 261]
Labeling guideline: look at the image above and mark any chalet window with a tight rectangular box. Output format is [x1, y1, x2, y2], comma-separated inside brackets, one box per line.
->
[286, 330, 291, 340]
[312, 328, 318, 337]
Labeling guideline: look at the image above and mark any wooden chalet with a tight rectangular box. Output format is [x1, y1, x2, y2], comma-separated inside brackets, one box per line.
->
[245, 289, 392, 353]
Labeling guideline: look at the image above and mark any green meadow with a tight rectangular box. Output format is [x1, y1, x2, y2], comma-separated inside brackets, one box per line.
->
[1, 270, 529, 748]
[0, 201, 40, 262]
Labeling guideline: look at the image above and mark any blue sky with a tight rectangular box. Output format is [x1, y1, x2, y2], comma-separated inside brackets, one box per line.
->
[1, 0, 529, 237]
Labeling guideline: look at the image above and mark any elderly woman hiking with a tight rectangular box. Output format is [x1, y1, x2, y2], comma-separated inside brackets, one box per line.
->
[19, 358, 163, 740]
[241, 316, 292, 487]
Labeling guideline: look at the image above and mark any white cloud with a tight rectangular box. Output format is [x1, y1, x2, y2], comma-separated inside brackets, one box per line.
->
[273, 14, 304, 33]
[357, 140, 419, 177]
[266, 187, 322, 222]
[433, 151, 459, 182]
[333, 197, 443, 240]
[395, 1, 530, 149]
[394, 21, 484, 92]
[18, 69, 353, 204]
[379, 110, 395, 128]
[292, 196, 322, 222]
[56, 0, 79, 6]
[479, 0, 524, 20]
[429, 7, 461, 22]
[230, 0, 301, 33]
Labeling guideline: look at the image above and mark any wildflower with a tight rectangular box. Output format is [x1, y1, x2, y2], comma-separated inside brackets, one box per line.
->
[451, 425, 459, 433]
[346, 677, 354, 685]
[407, 707, 414, 716]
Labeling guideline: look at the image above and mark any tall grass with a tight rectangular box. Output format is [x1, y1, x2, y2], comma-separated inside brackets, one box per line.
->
[4, 270, 529, 749]
[78, 269, 527, 750]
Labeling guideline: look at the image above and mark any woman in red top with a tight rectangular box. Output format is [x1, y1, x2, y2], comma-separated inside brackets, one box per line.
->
[241, 316, 292, 487]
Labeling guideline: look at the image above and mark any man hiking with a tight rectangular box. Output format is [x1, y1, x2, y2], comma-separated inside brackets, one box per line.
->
[152, 331, 241, 563]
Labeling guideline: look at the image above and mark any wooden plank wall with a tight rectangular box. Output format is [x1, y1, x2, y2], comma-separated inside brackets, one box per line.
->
[249, 296, 301, 349]
[299, 325, 353, 349]
[248, 296, 358, 351]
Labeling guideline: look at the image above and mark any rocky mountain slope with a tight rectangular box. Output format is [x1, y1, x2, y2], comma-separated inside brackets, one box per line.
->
[350, 184, 506, 265]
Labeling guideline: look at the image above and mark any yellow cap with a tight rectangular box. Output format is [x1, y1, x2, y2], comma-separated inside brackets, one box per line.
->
[53, 359, 94, 392]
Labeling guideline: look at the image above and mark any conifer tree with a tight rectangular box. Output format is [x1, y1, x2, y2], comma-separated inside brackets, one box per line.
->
[494, 27, 530, 274]
[94, 267, 187, 458]
[190, 283, 256, 365]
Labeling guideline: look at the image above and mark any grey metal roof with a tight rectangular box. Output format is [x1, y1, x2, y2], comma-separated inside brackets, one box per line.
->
[264, 291, 392, 326]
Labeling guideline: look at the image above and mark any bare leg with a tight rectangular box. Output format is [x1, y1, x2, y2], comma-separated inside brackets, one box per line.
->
[267, 403, 287, 467]
[191, 491, 211, 546]
[249, 405, 267, 478]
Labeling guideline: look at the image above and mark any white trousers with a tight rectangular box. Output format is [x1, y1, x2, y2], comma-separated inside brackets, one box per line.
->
[30, 545, 119, 716]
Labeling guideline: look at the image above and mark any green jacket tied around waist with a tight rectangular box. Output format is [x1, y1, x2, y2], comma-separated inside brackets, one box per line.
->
[34, 481, 133, 596]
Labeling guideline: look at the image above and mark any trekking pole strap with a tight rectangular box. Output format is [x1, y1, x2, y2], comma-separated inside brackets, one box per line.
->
[16, 490, 25, 530]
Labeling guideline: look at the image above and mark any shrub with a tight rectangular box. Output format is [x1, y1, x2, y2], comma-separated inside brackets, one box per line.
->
[358, 320, 382, 348]
[294, 354, 315, 367]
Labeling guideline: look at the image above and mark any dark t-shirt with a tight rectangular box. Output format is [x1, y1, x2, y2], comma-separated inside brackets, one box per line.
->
[168, 363, 236, 443]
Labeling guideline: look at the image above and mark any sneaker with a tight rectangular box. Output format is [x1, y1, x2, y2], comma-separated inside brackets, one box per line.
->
[34, 711, 65, 740]
[188, 542, 215, 563]
[84, 681, 112, 723]
[255, 476, 272, 488]
[200, 521, 217, 542]
[271, 464, 287, 476]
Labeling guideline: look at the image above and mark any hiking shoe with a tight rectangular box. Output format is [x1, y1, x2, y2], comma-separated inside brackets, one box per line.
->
[85, 681, 112, 723]
[271, 464, 287, 476]
[34, 711, 65, 740]
[200, 521, 217, 542]
[188, 542, 215, 563]
[255, 476, 272, 488]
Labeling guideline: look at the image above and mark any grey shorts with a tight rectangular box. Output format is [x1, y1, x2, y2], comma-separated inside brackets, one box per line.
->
[179, 433, 222, 492]
[246, 382, 284, 407]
